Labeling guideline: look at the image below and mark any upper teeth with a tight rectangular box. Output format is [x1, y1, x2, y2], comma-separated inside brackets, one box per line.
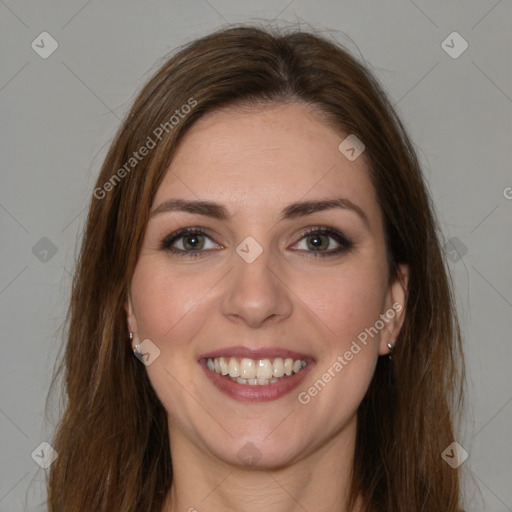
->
[206, 357, 307, 379]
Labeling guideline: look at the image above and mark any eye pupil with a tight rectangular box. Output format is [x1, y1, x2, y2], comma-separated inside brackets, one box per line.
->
[308, 234, 327, 250]
[184, 234, 203, 250]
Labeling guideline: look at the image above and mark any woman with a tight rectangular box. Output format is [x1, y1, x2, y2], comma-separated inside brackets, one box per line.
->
[47, 24, 465, 511]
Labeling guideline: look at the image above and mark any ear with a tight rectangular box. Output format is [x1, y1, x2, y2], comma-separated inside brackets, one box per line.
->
[378, 263, 409, 356]
[125, 289, 139, 350]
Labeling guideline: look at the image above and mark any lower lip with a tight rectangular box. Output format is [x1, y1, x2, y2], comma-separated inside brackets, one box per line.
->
[199, 359, 315, 402]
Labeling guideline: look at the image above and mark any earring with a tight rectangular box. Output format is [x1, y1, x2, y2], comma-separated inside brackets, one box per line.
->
[130, 332, 142, 360]
[130, 332, 138, 352]
[386, 327, 394, 360]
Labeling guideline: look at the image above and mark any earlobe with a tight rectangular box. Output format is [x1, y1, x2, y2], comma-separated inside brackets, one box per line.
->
[379, 264, 409, 355]
[125, 290, 138, 348]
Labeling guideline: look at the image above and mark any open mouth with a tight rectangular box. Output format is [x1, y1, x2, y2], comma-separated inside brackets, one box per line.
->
[205, 356, 308, 386]
[198, 348, 315, 402]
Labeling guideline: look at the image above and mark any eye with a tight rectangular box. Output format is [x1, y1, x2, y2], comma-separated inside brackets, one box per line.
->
[160, 227, 222, 258]
[160, 226, 353, 259]
[291, 227, 353, 257]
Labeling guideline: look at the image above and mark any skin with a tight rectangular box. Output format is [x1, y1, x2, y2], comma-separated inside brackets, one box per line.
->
[126, 102, 408, 512]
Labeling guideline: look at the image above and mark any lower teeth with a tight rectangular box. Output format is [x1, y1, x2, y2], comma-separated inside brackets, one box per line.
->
[230, 376, 282, 385]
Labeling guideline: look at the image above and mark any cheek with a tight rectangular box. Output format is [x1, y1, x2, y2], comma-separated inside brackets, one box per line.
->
[301, 262, 389, 346]
[294, 267, 387, 436]
[130, 258, 210, 344]
[129, 259, 209, 423]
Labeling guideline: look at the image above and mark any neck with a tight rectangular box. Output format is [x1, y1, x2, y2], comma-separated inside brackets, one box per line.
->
[162, 417, 362, 512]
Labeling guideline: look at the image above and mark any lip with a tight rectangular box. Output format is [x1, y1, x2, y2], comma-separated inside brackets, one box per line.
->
[198, 345, 314, 362]
[198, 346, 316, 403]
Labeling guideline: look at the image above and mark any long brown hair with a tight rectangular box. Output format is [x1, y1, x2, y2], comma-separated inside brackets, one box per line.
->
[46, 24, 465, 511]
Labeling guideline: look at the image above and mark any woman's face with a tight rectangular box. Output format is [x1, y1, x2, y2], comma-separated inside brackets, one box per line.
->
[126, 102, 407, 469]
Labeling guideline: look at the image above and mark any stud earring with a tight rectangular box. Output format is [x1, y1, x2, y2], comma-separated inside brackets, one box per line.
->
[130, 332, 142, 359]
[129, 332, 138, 352]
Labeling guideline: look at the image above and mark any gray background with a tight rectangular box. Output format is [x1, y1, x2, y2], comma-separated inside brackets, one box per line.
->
[1, 1, 511, 510]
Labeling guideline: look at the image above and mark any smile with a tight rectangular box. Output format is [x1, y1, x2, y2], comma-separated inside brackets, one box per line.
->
[206, 356, 308, 385]
[198, 346, 315, 402]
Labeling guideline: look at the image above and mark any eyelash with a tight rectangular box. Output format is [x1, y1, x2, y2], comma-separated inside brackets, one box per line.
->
[159, 226, 353, 259]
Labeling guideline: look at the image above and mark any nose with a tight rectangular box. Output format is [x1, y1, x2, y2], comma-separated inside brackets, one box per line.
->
[221, 244, 293, 329]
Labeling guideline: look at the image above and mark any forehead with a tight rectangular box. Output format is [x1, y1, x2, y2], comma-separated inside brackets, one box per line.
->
[153, 102, 381, 226]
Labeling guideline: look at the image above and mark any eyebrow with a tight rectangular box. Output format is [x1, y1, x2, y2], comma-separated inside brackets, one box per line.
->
[150, 197, 369, 228]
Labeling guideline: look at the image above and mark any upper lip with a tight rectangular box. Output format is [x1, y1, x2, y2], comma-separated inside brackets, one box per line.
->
[198, 345, 314, 362]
